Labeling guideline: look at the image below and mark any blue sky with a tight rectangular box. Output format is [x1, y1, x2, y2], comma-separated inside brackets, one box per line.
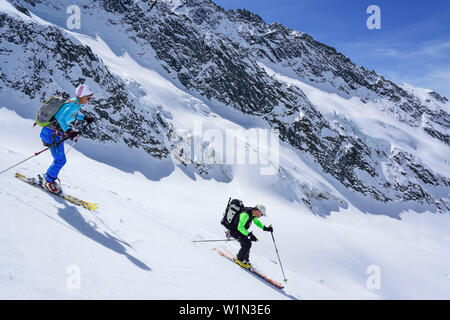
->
[213, 0, 450, 98]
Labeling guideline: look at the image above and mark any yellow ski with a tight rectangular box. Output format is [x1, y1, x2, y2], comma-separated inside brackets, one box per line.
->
[15, 172, 98, 211]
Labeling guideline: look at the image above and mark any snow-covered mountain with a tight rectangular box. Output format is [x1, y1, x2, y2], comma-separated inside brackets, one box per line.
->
[2, 0, 449, 213]
[0, 0, 449, 299]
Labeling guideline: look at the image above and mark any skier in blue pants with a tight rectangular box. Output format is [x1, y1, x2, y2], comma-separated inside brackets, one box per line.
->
[41, 84, 95, 193]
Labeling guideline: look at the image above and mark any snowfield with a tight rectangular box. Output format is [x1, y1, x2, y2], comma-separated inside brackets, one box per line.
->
[0, 0, 449, 300]
[1, 106, 449, 299]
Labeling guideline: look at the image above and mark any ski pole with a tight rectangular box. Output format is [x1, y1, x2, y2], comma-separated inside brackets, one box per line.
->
[66, 120, 91, 156]
[0, 137, 71, 176]
[0, 123, 90, 176]
[271, 232, 287, 283]
[65, 133, 80, 155]
[191, 239, 236, 243]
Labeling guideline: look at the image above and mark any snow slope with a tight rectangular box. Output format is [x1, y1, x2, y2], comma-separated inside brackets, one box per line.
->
[1, 107, 450, 299]
[0, 0, 449, 300]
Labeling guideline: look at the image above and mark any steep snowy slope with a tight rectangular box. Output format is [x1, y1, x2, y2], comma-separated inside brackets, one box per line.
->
[1, 0, 450, 300]
[1, 107, 450, 299]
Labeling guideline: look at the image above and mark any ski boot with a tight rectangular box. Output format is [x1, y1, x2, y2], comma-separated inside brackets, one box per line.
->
[234, 258, 252, 270]
[41, 174, 62, 194]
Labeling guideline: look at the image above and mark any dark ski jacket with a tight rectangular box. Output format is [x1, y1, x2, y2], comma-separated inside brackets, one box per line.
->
[230, 207, 265, 236]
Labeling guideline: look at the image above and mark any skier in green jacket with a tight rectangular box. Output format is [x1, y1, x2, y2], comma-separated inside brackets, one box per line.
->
[229, 204, 273, 269]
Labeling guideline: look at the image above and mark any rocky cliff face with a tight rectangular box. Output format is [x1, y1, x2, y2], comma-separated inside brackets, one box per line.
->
[0, 5, 172, 158]
[2, 0, 449, 213]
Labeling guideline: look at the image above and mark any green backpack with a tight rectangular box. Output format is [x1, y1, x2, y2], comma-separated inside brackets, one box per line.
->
[34, 96, 69, 127]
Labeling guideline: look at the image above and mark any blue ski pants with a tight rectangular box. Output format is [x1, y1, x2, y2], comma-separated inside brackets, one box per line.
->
[40, 127, 66, 183]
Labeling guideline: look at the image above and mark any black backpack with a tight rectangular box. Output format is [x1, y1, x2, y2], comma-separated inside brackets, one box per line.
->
[221, 198, 245, 230]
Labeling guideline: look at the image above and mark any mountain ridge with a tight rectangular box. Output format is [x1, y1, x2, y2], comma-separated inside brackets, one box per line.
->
[1, 0, 449, 215]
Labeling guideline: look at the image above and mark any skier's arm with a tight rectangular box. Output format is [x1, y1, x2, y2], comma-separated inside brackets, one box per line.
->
[237, 213, 250, 236]
[253, 217, 265, 230]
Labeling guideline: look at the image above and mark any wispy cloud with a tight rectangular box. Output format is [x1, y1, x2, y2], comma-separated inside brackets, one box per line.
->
[375, 40, 450, 58]
[338, 37, 450, 98]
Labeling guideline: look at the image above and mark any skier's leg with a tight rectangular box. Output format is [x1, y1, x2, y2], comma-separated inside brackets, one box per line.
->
[236, 235, 252, 262]
[40, 128, 57, 182]
[46, 134, 66, 182]
[241, 237, 252, 262]
[40, 127, 54, 146]
[230, 230, 244, 260]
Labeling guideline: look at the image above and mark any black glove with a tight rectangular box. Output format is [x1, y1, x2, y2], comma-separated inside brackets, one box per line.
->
[263, 225, 273, 233]
[65, 128, 79, 140]
[85, 116, 95, 125]
[248, 232, 258, 242]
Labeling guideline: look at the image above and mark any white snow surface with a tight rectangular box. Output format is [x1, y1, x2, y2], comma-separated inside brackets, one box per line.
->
[1, 107, 450, 300]
[0, 0, 450, 300]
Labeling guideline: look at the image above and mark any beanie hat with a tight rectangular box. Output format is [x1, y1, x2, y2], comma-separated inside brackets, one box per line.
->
[75, 84, 93, 98]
